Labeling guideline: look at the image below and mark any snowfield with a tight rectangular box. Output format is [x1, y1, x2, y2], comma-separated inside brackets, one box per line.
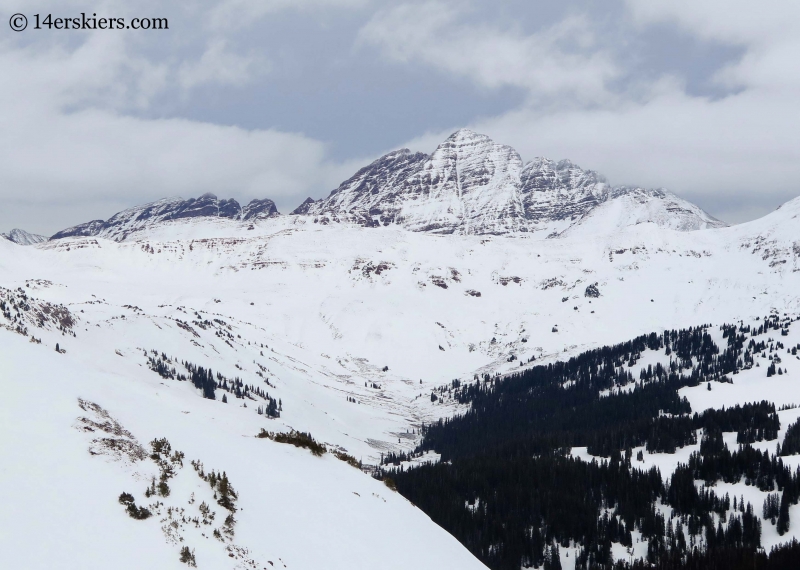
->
[0, 330, 485, 570]
[1, 193, 799, 569]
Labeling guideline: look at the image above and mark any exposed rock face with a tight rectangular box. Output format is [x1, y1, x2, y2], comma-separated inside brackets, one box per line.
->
[1, 228, 48, 245]
[398, 131, 524, 234]
[241, 198, 279, 221]
[291, 197, 317, 215]
[298, 129, 725, 235]
[51, 194, 279, 241]
[301, 131, 524, 233]
[298, 149, 428, 226]
[519, 158, 609, 224]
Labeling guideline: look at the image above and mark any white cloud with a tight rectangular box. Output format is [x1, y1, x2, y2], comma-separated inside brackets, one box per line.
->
[1, 34, 169, 113]
[358, 2, 620, 105]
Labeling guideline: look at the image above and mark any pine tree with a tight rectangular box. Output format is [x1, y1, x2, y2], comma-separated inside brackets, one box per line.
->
[777, 491, 791, 535]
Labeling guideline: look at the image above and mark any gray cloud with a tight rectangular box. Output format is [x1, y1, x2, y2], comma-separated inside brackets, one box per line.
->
[358, 3, 623, 107]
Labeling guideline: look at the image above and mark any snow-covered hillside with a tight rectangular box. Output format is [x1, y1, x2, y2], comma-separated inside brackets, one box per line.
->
[1, 189, 798, 568]
[0, 323, 485, 570]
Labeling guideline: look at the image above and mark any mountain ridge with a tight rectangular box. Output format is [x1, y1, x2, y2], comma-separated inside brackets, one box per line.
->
[45, 129, 727, 242]
[50, 194, 278, 241]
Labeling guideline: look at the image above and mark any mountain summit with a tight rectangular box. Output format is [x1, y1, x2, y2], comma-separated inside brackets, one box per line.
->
[1, 228, 47, 246]
[295, 129, 725, 236]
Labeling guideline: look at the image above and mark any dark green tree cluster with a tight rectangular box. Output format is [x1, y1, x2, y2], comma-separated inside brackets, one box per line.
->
[619, 540, 800, 570]
[390, 319, 800, 570]
[118, 491, 151, 520]
[145, 437, 184, 498]
[179, 546, 196, 567]
[257, 428, 326, 456]
[780, 420, 800, 456]
[187, 364, 216, 399]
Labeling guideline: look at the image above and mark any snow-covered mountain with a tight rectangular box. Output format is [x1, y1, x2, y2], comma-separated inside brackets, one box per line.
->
[2, 228, 47, 245]
[51, 193, 278, 242]
[3, 140, 799, 569]
[296, 129, 725, 235]
[48, 129, 722, 243]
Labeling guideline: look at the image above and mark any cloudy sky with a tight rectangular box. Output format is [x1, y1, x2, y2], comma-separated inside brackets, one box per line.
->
[1, 0, 798, 235]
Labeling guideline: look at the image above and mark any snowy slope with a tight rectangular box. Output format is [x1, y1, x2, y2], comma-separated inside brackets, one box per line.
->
[560, 187, 726, 238]
[0, 330, 486, 570]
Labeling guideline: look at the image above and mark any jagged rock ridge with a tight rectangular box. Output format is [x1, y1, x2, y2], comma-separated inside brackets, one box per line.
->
[297, 129, 726, 236]
[51, 194, 278, 241]
[2, 228, 48, 246]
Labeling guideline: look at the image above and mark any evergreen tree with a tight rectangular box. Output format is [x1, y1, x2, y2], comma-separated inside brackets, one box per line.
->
[777, 492, 791, 535]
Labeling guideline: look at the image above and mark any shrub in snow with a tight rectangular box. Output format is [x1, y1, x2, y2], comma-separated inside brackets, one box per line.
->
[258, 429, 326, 457]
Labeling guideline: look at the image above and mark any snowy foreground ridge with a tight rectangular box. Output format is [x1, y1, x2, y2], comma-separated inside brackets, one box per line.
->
[1, 154, 800, 567]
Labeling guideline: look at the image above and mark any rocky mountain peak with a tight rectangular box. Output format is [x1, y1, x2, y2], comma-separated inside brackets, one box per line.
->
[297, 129, 723, 236]
[291, 197, 317, 215]
[1, 228, 48, 246]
